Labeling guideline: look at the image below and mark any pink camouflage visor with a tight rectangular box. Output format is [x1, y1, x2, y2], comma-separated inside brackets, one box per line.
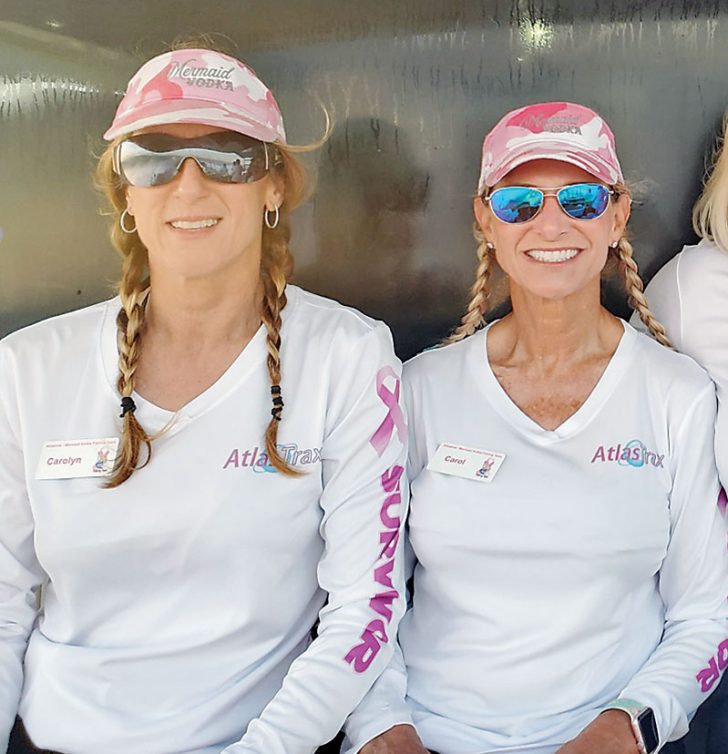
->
[477, 101, 623, 194]
[104, 49, 286, 144]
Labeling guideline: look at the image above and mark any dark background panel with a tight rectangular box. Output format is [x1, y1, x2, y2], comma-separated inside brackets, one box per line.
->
[0, 0, 725, 358]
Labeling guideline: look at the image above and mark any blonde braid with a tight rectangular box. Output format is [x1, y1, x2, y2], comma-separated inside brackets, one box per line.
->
[448, 223, 493, 343]
[615, 237, 673, 348]
[260, 208, 302, 477]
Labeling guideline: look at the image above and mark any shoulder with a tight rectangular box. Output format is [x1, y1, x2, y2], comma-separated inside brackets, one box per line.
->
[404, 332, 478, 391]
[628, 322, 714, 398]
[283, 285, 394, 352]
[0, 299, 114, 369]
[648, 239, 728, 300]
[673, 237, 728, 274]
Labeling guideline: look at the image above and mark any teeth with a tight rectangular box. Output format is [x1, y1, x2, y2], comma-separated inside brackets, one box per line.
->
[170, 218, 218, 229]
[526, 248, 579, 263]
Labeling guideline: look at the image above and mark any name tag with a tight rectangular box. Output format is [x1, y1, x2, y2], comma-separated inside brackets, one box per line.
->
[36, 438, 119, 480]
[427, 442, 506, 483]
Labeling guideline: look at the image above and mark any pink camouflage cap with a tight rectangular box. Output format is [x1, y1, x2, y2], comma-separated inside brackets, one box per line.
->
[104, 49, 286, 143]
[477, 101, 623, 194]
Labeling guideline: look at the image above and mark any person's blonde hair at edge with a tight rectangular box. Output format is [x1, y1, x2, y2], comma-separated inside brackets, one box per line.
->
[448, 182, 673, 349]
[96, 38, 324, 488]
[693, 110, 728, 253]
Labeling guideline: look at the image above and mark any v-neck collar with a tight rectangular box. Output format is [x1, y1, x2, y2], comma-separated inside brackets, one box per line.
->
[98, 293, 294, 433]
[469, 318, 636, 443]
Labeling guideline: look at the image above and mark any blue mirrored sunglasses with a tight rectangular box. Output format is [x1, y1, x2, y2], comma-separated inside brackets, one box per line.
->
[483, 183, 614, 224]
[113, 132, 280, 187]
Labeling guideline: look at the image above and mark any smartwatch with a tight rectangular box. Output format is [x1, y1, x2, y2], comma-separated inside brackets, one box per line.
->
[602, 699, 659, 754]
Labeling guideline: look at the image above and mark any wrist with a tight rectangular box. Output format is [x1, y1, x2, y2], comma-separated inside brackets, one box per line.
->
[600, 700, 659, 754]
[599, 709, 641, 753]
[359, 724, 423, 754]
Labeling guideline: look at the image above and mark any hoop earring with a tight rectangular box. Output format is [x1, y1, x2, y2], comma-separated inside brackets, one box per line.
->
[120, 209, 137, 234]
[264, 206, 280, 230]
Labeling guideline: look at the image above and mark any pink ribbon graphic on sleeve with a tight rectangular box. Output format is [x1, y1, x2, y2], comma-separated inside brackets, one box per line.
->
[369, 366, 407, 456]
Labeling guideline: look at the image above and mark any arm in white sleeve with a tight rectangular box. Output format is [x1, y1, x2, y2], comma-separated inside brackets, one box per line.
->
[341, 368, 428, 754]
[341, 536, 417, 754]
[224, 324, 409, 754]
[0, 342, 45, 751]
[340, 641, 413, 754]
[619, 383, 728, 745]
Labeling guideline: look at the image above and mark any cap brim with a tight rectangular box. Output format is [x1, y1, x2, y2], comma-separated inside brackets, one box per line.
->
[479, 138, 622, 192]
[103, 97, 285, 143]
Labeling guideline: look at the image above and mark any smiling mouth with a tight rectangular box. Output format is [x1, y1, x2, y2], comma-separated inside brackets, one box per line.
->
[168, 218, 219, 230]
[526, 248, 581, 263]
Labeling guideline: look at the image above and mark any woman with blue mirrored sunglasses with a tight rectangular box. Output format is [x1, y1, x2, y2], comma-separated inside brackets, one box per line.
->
[349, 102, 727, 754]
[484, 182, 614, 224]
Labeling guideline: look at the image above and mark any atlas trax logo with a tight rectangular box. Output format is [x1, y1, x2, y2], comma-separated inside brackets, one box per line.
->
[590, 440, 664, 468]
[222, 444, 321, 474]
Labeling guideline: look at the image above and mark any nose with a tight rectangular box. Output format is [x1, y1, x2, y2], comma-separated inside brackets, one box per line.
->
[171, 157, 210, 197]
[535, 194, 570, 239]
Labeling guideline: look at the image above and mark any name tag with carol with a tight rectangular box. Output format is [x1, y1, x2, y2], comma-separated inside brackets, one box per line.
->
[36, 438, 120, 480]
[427, 443, 506, 483]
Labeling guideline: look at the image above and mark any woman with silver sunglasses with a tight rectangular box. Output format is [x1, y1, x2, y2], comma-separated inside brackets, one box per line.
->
[632, 112, 728, 754]
[0, 46, 407, 754]
[344, 102, 728, 754]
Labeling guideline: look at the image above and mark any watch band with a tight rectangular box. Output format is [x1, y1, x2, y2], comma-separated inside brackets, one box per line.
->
[602, 699, 656, 754]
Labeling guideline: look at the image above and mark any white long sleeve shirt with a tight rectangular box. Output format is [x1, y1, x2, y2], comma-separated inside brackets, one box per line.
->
[344, 320, 728, 754]
[0, 285, 408, 754]
[636, 238, 728, 488]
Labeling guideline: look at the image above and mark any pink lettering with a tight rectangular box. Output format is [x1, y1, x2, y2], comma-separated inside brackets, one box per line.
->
[591, 446, 606, 463]
[374, 559, 395, 588]
[697, 638, 728, 692]
[718, 639, 728, 671]
[381, 464, 405, 493]
[222, 449, 239, 469]
[379, 529, 399, 559]
[344, 460, 404, 674]
[369, 590, 398, 622]
[344, 619, 389, 672]
[697, 657, 721, 693]
[381, 492, 402, 529]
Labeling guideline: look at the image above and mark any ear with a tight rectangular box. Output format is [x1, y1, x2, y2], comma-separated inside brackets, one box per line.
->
[265, 175, 284, 211]
[473, 196, 494, 239]
[610, 192, 631, 242]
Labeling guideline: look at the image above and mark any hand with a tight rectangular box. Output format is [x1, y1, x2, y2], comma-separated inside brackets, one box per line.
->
[359, 724, 429, 754]
[556, 710, 640, 754]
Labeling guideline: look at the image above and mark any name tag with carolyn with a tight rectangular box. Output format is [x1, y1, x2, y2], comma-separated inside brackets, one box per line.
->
[36, 438, 120, 480]
[427, 442, 506, 483]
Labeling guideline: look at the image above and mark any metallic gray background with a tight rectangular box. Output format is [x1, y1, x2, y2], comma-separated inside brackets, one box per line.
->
[0, 1, 724, 358]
